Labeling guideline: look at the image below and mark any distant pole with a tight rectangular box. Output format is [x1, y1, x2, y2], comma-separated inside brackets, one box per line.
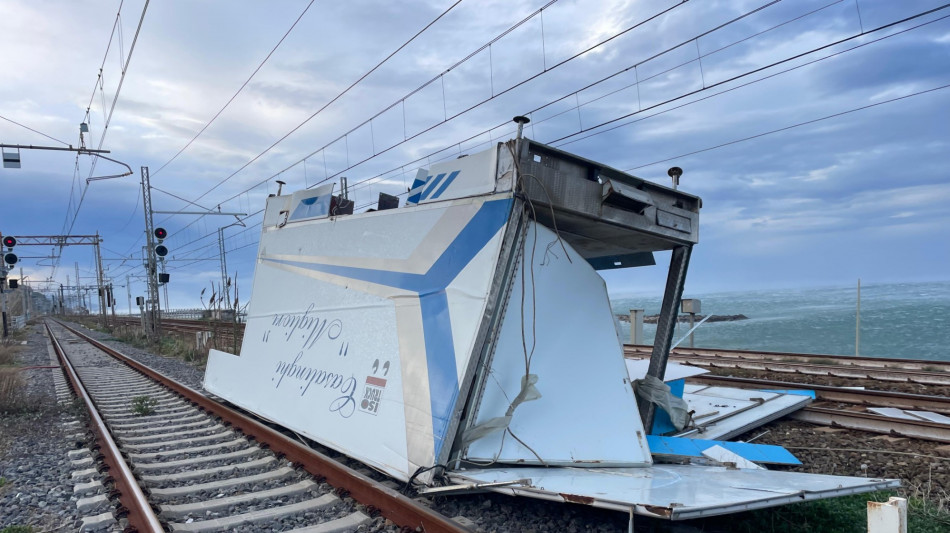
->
[856, 278, 861, 356]
[629, 309, 644, 345]
[95, 232, 106, 326]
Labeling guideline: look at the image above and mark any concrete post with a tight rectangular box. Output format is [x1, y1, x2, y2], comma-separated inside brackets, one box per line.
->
[868, 497, 907, 533]
[629, 309, 644, 345]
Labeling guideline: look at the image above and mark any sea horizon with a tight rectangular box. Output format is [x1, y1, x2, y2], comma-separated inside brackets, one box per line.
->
[609, 279, 950, 361]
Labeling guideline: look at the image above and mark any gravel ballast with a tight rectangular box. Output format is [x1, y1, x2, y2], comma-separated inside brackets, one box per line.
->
[0, 324, 102, 531]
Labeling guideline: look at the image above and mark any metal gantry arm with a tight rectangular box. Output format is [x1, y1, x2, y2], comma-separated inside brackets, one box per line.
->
[637, 244, 692, 434]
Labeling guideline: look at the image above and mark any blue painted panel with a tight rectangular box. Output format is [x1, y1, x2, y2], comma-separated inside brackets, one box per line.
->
[407, 176, 428, 205]
[430, 170, 461, 199]
[647, 435, 801, 465]
[421, 173, 447, 200]
[762, 389, 817, 399]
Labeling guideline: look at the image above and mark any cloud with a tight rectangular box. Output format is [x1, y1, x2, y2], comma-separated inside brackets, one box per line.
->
[1, 0, 947, 307]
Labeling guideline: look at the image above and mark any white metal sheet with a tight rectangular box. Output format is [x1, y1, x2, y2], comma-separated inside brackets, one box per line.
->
[625, 359, 709, 382]
[678, 385, 811, 441]
[462, 222, 651, 466]
[867, 407, 921, 421]
[868, 408, 950, 424]
[449, 466, 899, 520]
[204, 194, 513, 482]
[908, 411, 950, 424]
[701, 445, 765, 470]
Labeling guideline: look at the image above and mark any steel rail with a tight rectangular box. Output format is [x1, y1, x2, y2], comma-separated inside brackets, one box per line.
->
[792, 406, 950, 443]
[625, 344, 950, 372]
[55, 320, 470, 533]
[625, 352, 950, 385]
[44, 321, 165, 532]
[689, 374, 950, 415]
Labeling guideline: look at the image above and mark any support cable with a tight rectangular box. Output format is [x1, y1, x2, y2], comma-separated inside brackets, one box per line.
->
[623, 83, 950, 172]
[344, 2, 949, 205]
[150, 0, 320, 178]
[167, 0, 687, 237]
[153, 3, 948, 275]
[0, 115, 71, 146]
[176, 0, 467, 207]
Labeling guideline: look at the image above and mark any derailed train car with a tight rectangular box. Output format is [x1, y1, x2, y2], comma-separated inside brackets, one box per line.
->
[204, 131, 897, 519]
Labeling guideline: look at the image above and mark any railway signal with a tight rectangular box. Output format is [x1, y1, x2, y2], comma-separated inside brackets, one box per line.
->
[2, 236, 16, 266]
[153, 227, 169, 257]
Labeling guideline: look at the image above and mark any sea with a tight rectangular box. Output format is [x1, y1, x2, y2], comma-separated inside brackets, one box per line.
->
[609, 280, 950, 361]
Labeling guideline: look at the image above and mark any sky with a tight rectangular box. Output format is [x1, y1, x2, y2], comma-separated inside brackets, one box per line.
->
[0, 0, 947, 313]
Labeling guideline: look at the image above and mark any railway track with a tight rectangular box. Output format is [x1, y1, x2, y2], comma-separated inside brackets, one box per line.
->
[626, 344, 950, 374]
[45, 319, 466, 532]
[112, 318, 950, 384]
[683, 370, 950, 443]
[107, 316, 950, 443]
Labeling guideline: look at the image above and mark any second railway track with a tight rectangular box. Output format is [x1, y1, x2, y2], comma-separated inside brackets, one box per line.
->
[45, 319, 466, 533]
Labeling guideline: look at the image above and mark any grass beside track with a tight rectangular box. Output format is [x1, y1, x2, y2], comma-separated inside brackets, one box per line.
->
[717, 491, 950, 533]
[74, 317, 210, 366]
[0, 328, 33, 414]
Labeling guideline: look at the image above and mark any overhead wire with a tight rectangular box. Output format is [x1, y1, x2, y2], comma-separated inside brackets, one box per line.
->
[166, 0, 692, 243]
[623, 82, 950, 172]
[0, 114, 72, 146]
[302, 0, 795, 205]
[129, 3, 945, 294]
[547, 2, 950, 145]
[174, 0, 943, 262]
[554, 10, 950, 150]
[344, 1, 949, 209]
[59, 0, 150, 245]
[175, 0, 468, 210]
[150, 0, 320, 178]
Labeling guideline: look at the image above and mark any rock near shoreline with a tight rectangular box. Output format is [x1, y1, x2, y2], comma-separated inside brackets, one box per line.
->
[616, 313, 749, 324]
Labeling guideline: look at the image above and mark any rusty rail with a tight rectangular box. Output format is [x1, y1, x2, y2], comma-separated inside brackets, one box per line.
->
[689, 374, 950, 415]
[625, 350, 950, 386]
[45, 321, 165, 532]
[55, 319, 469, 533]
[625, 344, 950, 372]
[792, 406, 950, 443]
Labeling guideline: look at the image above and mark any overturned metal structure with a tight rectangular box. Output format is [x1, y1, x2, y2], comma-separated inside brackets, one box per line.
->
[205, 135, 896, 519]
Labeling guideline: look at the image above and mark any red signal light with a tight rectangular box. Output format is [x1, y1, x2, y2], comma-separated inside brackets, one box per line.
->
[154, 227, 168, 240]
[2, 236, 15, 248]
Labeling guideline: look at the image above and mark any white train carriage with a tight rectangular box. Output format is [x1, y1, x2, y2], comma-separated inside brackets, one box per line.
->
[205, 135, 897, 519]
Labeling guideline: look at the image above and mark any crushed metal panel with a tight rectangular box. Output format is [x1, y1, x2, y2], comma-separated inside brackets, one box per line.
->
[676, 384, 812, 441]
[449, 467, 899, 520]
[459, 221, 652, 466]
[204, 194, 514, 483]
